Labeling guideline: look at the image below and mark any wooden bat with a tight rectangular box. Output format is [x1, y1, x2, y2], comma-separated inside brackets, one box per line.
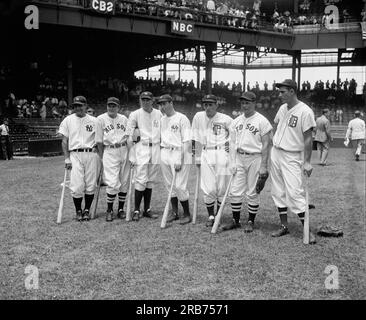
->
[91, 167, 103, 220]
[57, 169, 68, 224]
[211, 174, 234, 234]
[125, 165, 134, 221]
[160, 170, 177, 229]
[192, 165, 201, 224]
[303, 174, 310, 245]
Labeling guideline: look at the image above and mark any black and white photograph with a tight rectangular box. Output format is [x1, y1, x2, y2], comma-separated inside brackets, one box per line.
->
[0, 0, 365, 306]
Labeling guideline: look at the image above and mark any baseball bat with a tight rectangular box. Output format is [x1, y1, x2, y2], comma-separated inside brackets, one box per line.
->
[192, 165, 201, 224]
[211, 174, 234, 234]
[160, 170, 177, 229]
[303, 174, 310, 245]
[125, 165, 134, 221]
[91, 167, 103, 220]
[57, 169, 68, 224]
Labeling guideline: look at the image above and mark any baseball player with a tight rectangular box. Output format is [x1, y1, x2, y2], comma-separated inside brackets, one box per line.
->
[127, 91, 162, 221]
[58, 96, 100, 221]
[270, 80, 316, 243]
[345, 110, 365, 161]
[191, 94, 232, 227]
[96, 97, 130, 222]
[222, 91, 272, 232]
[314, 108, 332, 166]
[157, 94, 192, 225]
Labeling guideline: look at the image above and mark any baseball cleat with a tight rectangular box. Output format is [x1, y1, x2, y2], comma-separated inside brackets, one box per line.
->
[244, 221, 254, 233]
[166, 211, 179, 223]
[143, 209, 158, 219]
[132, 210, 140, 221]
[355, 155, 360, 161]
[82, 209, 91, 221]
[179, 215, 192, 225]
[205, 216, 215, 227]
[76, 210, 83, 222]
[271, 225, 290, 237]
[222, 219, 241, 231]
[105, 210, 114, 222]
[117, 209, 126, 219]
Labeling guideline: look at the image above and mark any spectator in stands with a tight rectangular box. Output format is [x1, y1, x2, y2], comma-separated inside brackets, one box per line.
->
[314, 108, 332, 166]
[336, 107, 343, 124]
[0, 118, 13, 160]
[207, 0, 215, 12]
[40, 103, 47, 121]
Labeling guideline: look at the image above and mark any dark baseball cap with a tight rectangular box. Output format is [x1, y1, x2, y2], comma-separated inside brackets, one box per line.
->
[157, 94, 173, 104]
[140, 91, 153, 100]
[275, 79, 297, 91]
[202, 94, 217, 103]
[239, 91, 256, 102]
[107, 97, 120, 106]
[72, 96, 87, 106]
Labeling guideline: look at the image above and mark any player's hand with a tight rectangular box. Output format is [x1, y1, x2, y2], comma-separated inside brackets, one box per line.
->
[174, 163, 182, 172]
[65, 158, 72, 170]
[303, 162, 313, 177]
[229, 165, 237, 175]
[129, 160, 135, 167]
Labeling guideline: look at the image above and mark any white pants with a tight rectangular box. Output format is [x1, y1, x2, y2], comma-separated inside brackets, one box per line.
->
[230, 153, 261, 209]
[102, 146, 130, 195]
[133, 143, 160, 191]
[270, 147, 306, 214]
[70, 151, 100, 198]
[160, 148, 190, 201]
[200, 149, 230, 204]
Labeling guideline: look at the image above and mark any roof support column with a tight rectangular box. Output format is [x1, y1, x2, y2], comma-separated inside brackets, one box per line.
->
[196, 46, 201, 90]
[67, 58, 73, 106]
[205, 45, 213, 94]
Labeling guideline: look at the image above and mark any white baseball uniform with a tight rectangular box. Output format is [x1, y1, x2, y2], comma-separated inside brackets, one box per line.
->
[58, 114, 100, 198]
[270, 101, 316, 214]
[96, 112, 130, 195]
[230, 112, 272, 209]
[346, 117, 365, 157]
[160, 111, 191, 201]
[127, 108, 162, 191]
[192, 111, 232, 204]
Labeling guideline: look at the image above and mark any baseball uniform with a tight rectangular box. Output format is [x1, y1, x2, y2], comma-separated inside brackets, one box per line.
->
[96, 111, 130, 216]
[192, 110, 232, 216]
[270, 101, 316, 215]
[346, 114, 365, 160]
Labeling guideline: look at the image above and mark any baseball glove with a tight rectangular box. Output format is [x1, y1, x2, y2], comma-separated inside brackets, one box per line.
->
[317, 225, 343, 237]
[255, 172, 269, 194]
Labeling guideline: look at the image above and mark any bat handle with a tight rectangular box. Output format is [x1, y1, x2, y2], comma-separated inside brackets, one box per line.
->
[57, 169, 68, 224]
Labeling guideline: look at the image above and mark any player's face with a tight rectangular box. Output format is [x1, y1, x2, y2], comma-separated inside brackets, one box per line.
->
[278, 86, 293, 104]
[240, 100, 255, 117]
[159, 101, 172, 115]
[73, 103, 87, 117]
[107, 103, 119, 117]
[203, 102, 218, 118]
[140, 98, 153, 112]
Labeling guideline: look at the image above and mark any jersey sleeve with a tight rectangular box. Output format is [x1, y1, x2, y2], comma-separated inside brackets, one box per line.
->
[191, 114, 203, 143]
[126, 111, 138, 137]
[273, 105, 283, 124]
[302, 108, 316, 133]
[58, 117, 69, 138]
[181, 116, 192, 143]
[260, 117, 273, 136]
[95, 117, 104, 144]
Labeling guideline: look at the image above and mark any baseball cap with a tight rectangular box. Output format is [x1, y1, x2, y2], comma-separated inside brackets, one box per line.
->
[140, 91, 153, 100]
[157, 94, 173, 104]
[202, 94, 218, 103]
[275, 79, 298, 91]
[354, 110, 361, 115]
[239, 91, 256, 102]
[72, 96, 87, 106]
[107, 97, 120, 106]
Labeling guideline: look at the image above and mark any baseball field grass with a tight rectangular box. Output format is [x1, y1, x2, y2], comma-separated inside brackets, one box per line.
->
[0, 148, 365, 300]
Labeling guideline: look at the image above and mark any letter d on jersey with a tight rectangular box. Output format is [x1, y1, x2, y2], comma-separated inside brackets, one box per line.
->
[24, 5, 39, 30]
[25, 265, 39, 290]
[324, 265, 339, 290]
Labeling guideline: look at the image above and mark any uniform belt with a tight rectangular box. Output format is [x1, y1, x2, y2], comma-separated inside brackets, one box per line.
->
[161, 146, 181, 151]
[237, 148, 260, 155]
[105, 142, 127, 149]
[203, 145, 225, 150]
[71, 148, 94, 152]
[141, 142, 159, 147]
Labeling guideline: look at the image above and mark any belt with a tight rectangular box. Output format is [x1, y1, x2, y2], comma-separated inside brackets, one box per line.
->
[70, 148, 94, 152]
[237, 148, 260, 155]
[274, 145, 301, 153]
[141, 142, 159, 147]
[161, 146, 181, 151]
[105, 142, 127, 149]
[203, 145, 225, 150]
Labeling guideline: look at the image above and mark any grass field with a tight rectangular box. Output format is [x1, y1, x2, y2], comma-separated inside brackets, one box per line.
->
[0, 148, 365, 300]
